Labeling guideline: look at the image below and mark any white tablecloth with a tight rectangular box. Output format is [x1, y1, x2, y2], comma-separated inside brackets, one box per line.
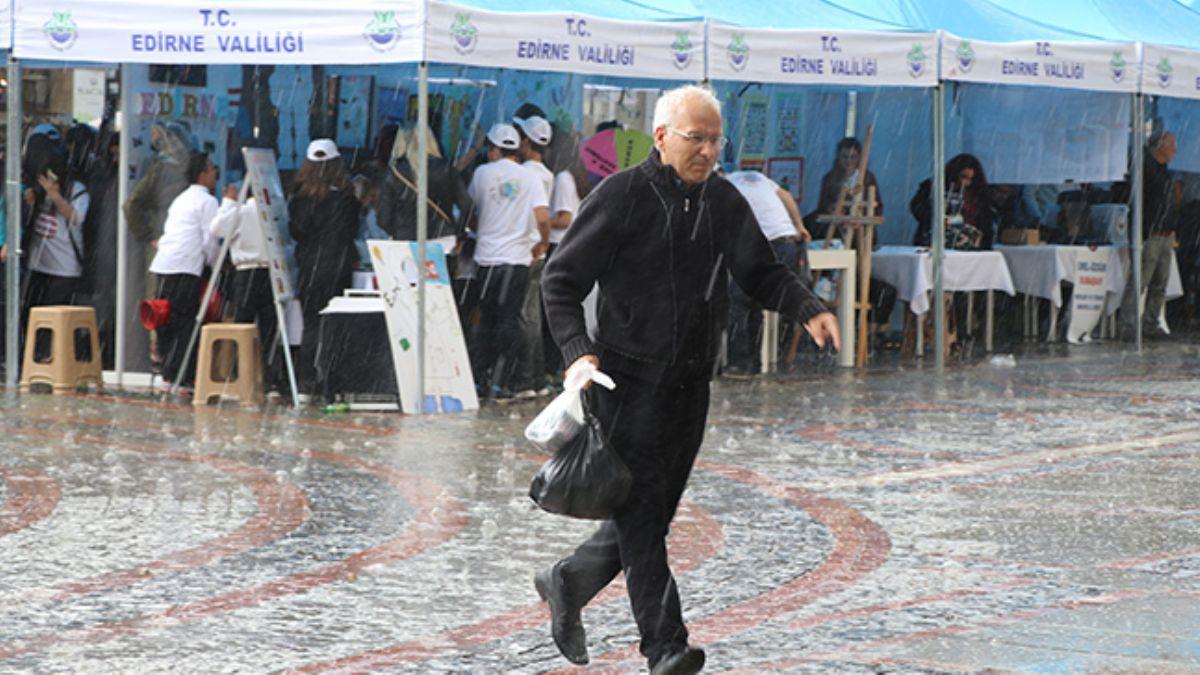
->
[871, 246, 1016, 315]
[996, 245, 1126, 308]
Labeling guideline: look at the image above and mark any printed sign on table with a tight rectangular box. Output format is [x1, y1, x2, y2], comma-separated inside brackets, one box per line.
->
[1066, 247, 1110, 344]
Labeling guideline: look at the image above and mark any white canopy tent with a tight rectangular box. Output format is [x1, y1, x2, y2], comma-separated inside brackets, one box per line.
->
[7, 0, 425, 391]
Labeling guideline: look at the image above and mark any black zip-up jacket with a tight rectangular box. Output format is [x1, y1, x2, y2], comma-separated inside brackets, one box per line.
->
[542, 150, 827, 382]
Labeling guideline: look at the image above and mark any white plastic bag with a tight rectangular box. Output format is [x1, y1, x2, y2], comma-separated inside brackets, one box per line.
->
[524, 362, 615, 454]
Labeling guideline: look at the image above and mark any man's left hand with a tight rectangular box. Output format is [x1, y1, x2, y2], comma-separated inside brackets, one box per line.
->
[532, 241, 549, 262]
[804, 311, 841, 352]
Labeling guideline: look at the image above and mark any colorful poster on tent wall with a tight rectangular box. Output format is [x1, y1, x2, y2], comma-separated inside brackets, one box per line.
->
[707, 24, 937, 88]
[737, 96, 770, 167]
[767, 157, 804, 202]
[16, 0, 422, 64]
[775, 94, 804, 155]
[941, 34, 1139, 94]
[1142, 44, 1200, 102]
[369, 240, 479, 415]
[426, 1, 704, 81]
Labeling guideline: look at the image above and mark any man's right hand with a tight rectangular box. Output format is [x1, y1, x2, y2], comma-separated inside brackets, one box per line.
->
[565, 355, 600, 389]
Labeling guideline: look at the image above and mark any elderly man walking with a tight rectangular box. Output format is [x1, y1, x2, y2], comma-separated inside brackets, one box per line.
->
[538, 85, 840, 674]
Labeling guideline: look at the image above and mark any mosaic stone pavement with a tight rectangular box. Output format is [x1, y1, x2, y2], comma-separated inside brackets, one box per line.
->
[1, 341, 1199, 672]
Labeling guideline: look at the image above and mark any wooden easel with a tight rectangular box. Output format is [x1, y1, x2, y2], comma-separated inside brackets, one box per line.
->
[789, 126, 883, 369]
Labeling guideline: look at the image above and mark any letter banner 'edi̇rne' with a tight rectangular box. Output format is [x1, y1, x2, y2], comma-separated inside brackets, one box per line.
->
[425, 0, 704, 80]
[15, 0, 423, 64]
[941, 34, 1139, 94]
[706, 24, 937, 88]
[1142, 44, 1200, 101]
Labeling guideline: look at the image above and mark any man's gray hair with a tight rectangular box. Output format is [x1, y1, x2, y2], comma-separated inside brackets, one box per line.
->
[652, 85, 721, 132]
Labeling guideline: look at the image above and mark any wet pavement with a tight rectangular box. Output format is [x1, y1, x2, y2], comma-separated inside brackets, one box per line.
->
[2, 341, 1200, 673]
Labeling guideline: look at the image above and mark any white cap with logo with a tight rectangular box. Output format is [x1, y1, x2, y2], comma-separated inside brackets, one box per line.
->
[486, 123, 520, 150]
[306, 138, 340, 161]
[514, 115, 553, 146]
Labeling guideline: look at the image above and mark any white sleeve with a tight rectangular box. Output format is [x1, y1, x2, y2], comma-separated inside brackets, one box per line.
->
[68, 182, 90, 228]
[551, 172, 578, 215]
[210, 197, 241, 237]
[529, 174, 549, 209]
[200, 196, 221, 264]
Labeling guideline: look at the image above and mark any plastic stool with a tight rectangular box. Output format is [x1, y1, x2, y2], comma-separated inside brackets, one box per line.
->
[20, 305, 103, 393]
[193, 323, 263, 407]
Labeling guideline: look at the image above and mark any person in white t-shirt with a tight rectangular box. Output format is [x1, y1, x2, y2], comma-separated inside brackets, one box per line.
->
[723, 169, 811, 375]
[513, 115, 555, 396]
[23, 152, 90, 312]
[541, 140, 590, 376]
[466, 123, 550, 398]
[211, 185, 284, 391]
[148, 152, 220, 391]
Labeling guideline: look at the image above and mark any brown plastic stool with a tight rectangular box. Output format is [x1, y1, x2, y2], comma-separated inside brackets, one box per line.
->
[193, 323, 263, 407]
[20, 305, 103, 393]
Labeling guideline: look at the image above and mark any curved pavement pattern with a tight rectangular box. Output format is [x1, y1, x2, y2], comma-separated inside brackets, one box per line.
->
[1, 342, 1199, 672]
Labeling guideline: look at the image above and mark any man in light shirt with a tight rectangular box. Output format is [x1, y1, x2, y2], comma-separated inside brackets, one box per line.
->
[514, 114, 555, 397]
[210, 184, 281, 392]
[466, 123, 550, 398]
[148, 152, 220, 391]
[723, 168, 811, 375]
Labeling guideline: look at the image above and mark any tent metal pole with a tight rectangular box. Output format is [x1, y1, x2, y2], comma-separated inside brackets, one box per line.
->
[416, 61, 428, 413]
[932, 82, 946, 371]
[116, 63, 132, 387]
[1131, 92, 1144, 353]
[4, 56, 20, 390]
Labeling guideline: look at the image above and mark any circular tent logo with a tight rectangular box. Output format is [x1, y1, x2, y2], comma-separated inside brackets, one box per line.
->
[364, 11, 402, 52]
[43, 11, 78, 51]
[1156, 57, 1174, 88]
[727, 33, 749, 72]
[1110, 51, 1127, 83]
[907, 44, 928, 78]
[451, 13, 478, 55]
[671, 32, 694, 70]
[956, 41, 975, 73]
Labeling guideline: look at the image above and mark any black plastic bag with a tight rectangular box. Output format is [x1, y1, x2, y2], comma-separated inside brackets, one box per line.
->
[529, 408, 631, 520]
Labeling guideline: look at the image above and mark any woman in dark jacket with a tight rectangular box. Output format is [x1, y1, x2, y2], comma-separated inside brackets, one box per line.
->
[910, 153, 996, 250]
[288, 139, 360, 394]
[376, 125, 474, 241]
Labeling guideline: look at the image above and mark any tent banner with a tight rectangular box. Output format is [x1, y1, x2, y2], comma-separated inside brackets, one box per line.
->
[942, 34, 1138, 94]
[1142, 44, 1200, 101]
[16, 0, 423, 64]
[708, 24, 937, 88]
[426, 1, 704, 80]
[0, 0, 10, 51]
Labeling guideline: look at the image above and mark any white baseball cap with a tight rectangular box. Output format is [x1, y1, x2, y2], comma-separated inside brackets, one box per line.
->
[486, 123, 520, 150]
[306, 138, 340, 161]
[514, 115, 553, 146]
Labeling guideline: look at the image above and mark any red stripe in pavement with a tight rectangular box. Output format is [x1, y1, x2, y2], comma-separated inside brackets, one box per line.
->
[0, 467, 59, 537]
[1, 425, 310, 602]
[797, 423, 961, 460]
[564, 459, 891, 671]
[1100, 546, 1200, 571]
[290, 440, 726, 673]
[293, 497, 724, 674]
[0, 440, 467, 660]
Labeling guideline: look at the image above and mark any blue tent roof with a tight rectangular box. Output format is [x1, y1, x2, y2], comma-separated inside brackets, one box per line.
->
[458, 0, 1200, 49]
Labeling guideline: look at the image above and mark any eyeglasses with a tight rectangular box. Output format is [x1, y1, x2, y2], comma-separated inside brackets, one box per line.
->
[667, 126, 728, 151]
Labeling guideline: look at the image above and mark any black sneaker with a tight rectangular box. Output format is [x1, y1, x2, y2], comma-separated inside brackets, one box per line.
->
[651, 646, 706, 675]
